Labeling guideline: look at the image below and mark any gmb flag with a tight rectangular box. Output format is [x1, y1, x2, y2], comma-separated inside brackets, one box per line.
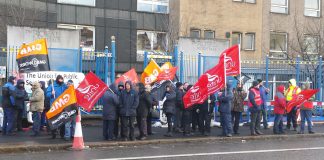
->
[141, 60, 161, 85]
[46, 86, 78, 130]
[17, 38, 50, 73]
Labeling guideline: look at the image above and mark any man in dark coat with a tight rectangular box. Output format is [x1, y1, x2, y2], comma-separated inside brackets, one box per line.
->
[119, 81, 139, 141]
[102, 84, 119, 140]
[183, 85, 193, 136]
[2, 76, 16, 136]
[218, 83, 234, 137]
[14, 79, 28, 132]
[198, 94, 216, 136]
[114, 82, 124, 138]
[248, 81, 263, 136]
[136, 83, 153, 140]
[174, 82, 185, 133]
[163, 84, 176, 137]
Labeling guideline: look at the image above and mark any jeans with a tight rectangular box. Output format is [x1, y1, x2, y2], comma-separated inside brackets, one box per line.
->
[231, 111, 241, 134]
[3, 107, 15, 135]
[287, 106, 297, 129]
[121, 116, 135, 139]
[137, 116, 147, 137]
[220, 112, 232, 136]
[300, 110, 313, 133]
[273, 114, 284, 133]
[261, 104, 268, 128]
[103, 120, 115, 140]
[65, 117, 76, 139]
[32, 112, 41, 135]
[250, 111, 261, 134]
[41, 109, 49, 128]
[198, 110, 212, 134]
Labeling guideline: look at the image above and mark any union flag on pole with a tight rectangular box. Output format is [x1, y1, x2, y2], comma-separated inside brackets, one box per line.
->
[141, 59, 161, 85]
[286, 89, 318, 113]
[183, 77, 209, 109]
[203, 60, 226, 95]
[219, 45, 240, 76]
[115, 68, 139, 85]
[157, 67, 178, 82]
[76, 72, 108, 112]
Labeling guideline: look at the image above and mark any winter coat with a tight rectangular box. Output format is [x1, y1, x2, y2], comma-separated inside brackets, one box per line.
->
[217, 88, 234, 114]
[199, 94, 216, 113]
[163, 91, 176, 114]
[137, 91, 153, 117]
[102, 90, 119, 120]
[274, 85, 286, 115]
[176, 88, 185, 110]
[259, 85, 268, 105]
[46, 82, 68, 105]
[232, 88, 247, 112]
[14, 80, 28, 110]
[30, 82, 45, 112]
[119, 82, 139, 117]
[2, 82, 15, 108]
[248, 87, 262, 113]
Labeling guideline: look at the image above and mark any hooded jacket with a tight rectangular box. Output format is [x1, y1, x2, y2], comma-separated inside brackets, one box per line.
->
[102, 84, 120, 120]
[119, 81, 139, 116]
[2, 80, 16, 108]
[30, 82, 45, 112]
[274, 85, 286, 115]
[46, 81, 68, 105]
[285, 79, 301, 101]
[163, 86, 177, 114]
[14, 79, 29, 110]
[137, 83, 153, 117]
[217, 84, 234, 114]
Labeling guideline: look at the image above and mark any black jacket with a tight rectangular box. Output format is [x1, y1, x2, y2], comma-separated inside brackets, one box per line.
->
[176, 88, 185, 110]
[137, 91, 153, 117]
[14, 80, 28, 110]
[163, 91, 176, 114]
[119, 82, 139, 117]
[199, 94, 216, 113]
[102, 90, 119, 120]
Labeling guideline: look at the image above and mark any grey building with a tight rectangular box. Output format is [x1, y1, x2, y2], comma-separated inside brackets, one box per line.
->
[0, 0, 169, 72]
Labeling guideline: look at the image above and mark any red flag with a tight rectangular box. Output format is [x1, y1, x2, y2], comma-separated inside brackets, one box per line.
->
[183, 76, 209, 109]
[157, 67, 178, 82]
[115, 68, 139, 85]
[204, 60, 226, 95]
[219, 45, 240, 76]
[76, 72, 108, 112]
[286, 89, 318, 113]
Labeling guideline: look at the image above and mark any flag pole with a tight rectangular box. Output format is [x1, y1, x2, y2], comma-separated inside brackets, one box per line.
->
[51, 79, 55, 99]
[224, 55, 227, 95]
[238, 44, 242, 86]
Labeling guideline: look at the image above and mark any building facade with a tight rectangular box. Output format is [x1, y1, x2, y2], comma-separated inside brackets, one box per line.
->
[0, 0, 169, 72]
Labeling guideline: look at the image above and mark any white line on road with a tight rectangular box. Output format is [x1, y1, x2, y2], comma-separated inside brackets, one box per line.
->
[93, 147, 324, 160]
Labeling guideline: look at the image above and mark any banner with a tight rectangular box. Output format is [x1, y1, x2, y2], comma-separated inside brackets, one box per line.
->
[76, 72, 108, 112]
[115, 68, 139, 85]
[286, 89, 319, 113]
[157, 67, 178, 82]
[16, 38, 50, 73]
[161, 62, 173, 70]
[141, 60, 162, 85]
[46, 86, 78, 130]
[219, 45, 240, 76]
[183, 76, 209, 108]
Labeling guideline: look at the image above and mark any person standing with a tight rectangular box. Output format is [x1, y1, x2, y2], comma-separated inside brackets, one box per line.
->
[231, 83, 247, 135]
[29, 82, 44, 136]
[64, 80, 77, 141]
[248, 81, 263, 136]
[273, 85, 286, 134]
[174, 82, 185, 133]
[114, 82, 124, 139]
[2, 76, 16, 136]
[183, 85, 193, 137]
[46, 75, 68, 139]
[14, 79, 28, 132]
[218, 84, 234, 137]
[285, 79, 301, 131]
[257, 79, 270, 129]
[163, 84, 176, 137]
[119, 81, 139, 141]
[298, 83, 315, 134]
[102, 84, 119, 140]
[198, 94, 216, 136]
[136, 84, 152, 140]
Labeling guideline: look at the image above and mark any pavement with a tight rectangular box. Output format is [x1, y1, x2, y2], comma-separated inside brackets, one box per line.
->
[2, 120, 324, 154]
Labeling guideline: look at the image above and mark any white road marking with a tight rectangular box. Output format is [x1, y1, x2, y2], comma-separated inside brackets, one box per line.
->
[93, 147, 324, 160]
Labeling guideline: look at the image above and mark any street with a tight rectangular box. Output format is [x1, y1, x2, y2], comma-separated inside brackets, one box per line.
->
[2, 137, 324, 160]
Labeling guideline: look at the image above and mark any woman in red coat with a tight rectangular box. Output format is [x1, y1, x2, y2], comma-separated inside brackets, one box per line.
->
[273, 85, 286, 134]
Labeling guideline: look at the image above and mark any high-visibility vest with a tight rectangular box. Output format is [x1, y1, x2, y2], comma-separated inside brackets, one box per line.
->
[249, 88, 262, 107]
[286, 87, 299, 101]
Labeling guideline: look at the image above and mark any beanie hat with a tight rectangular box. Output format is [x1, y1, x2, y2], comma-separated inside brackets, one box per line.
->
[257, 79, 263, 84]
[252, 80, 259, 87]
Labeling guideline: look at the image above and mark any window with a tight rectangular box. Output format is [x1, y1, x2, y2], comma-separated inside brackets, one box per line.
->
[232, 32, 242, 46]
[271, 0, 289, 14]
[304, 35, 319, 54]
[138, 0, 169, 14]
[305, 0, 320, 17]
[57, 24, 95, 51]
[270, 32, 287, 59]
[204, 30, 215, 39]
[57, 0, 95, 6]
[244, 33, 255, 50]
[233, 0, 256, 3]
[190, 29, 201, 38]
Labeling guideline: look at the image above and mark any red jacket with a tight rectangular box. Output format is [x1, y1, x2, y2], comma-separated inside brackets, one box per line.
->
[274, 85, 286, 115]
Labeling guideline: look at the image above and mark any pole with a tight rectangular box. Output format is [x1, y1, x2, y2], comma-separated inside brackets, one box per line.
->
[111, 36, 116, 83]
[319, 56, 323, 101]
[180, 51, 184, 82]
[144, 51, 148, 69]
[265, 55, 269, 101]
[174, 45, 178, 67]
[238, 44, 242, 86]
[104, 46, 109, 84]
[198, 53, 202, 78]
[79, 47, 83, 73]
[296, 55, 300, 86]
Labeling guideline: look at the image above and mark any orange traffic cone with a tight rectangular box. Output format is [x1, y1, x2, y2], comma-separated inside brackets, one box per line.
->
[71, 112, 88, 150]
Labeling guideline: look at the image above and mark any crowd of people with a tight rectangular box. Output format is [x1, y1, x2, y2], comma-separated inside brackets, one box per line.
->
[1, 74, 316, 142]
